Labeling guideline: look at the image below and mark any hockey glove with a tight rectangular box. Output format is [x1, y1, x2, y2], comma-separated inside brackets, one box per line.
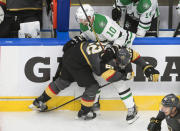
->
[112, 6, 121, 22]
[0, 6, 4, 24]
[101, 46, 117, 63]
[143, 65, 159, 82]
[63, 35, 86, 52]
[147, 117, 161, 131]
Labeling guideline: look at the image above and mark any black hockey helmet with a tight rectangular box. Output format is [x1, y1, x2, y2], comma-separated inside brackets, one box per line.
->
[161, 94, 179, 108]
[116, 47, 131, 68]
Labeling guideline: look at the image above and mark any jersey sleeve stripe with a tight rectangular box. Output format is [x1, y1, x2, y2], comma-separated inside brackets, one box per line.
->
[80, 43, 92, 68]
[139, 20, 151, 25]
[138, 24, 150, 30]
[101, 69, 116, 81]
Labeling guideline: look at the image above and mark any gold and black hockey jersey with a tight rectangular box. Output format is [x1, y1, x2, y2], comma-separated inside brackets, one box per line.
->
[80, 41, 146, 82]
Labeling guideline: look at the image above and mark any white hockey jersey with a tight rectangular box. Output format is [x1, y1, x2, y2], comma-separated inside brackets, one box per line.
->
[114, 0, 160, 37]
[80, 13, 135, 47]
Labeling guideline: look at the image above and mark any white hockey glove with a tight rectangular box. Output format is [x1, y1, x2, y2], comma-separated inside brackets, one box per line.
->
[136, 28, 146, 37]
[0, 6, 4, 24]
[176, 3, 180, 16]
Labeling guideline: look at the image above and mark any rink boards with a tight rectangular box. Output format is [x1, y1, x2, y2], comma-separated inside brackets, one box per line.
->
[0, 38, 180, 111]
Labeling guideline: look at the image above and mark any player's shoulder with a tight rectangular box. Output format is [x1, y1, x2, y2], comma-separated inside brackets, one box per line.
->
[137, 0, 152, 14]
[119, 0, 132, 5]
[93, 13, 108, 34]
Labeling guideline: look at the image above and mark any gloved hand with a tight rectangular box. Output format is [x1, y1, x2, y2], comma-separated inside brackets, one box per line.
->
[63, 35, 86, 52]
[143, 65, 159, 82]
[0, 6, 4, 24]
[147, 117, 161, 131]
[112, 6, 121, 22]
[101, 46, 117, 63]
[176, 3, 180, 16]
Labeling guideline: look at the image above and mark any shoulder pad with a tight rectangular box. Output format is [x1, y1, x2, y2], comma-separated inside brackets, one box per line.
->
[93, 14, 107, 34]
[137, 0, 152, 14]
[120, 0, 132, 5]
[80, 23, 89, 32]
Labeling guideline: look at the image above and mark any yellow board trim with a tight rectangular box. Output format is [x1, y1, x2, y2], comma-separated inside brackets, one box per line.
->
[8, 8, 42, 11]
[0, 96, 179, 112]
[71, 4, 80, 6]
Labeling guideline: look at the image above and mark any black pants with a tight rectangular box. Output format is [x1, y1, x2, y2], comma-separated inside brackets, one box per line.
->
[60, 45, 98, 87]
[124, 14, 159, 37]
[0, 10, 42, 38]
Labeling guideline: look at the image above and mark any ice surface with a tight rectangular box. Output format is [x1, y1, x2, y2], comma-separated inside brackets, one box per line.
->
[0, 111, 168, 131]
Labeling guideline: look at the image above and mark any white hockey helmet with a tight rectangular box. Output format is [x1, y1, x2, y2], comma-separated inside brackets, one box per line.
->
[75, 4, 94, 23]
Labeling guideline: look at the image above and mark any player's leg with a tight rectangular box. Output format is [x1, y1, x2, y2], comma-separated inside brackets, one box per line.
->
[74, 67, 99, 120]
[92, 89, 101, 111]
[113, 81, 139, 124]
[78, 83, 99, 120]
[29, 67, 73, 111]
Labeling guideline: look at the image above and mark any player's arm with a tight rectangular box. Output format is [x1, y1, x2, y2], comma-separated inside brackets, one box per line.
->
[131, 49, 159, 81]
[112, 0, 123, 22]
[136, 0, 153, 37]
[62, 35, 87, 52]
[102, 16, 135, 47]
[147, 111, 165, 131]
[99, 46, 129, 82]
[100, 62, 127, 83]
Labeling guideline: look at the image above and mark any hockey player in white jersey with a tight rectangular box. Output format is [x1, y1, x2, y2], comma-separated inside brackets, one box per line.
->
[112, 0, 160, 37]
[63, 4, 136, 52]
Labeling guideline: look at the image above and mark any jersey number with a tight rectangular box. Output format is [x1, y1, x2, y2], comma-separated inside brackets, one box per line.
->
[145, 12, 152, 18]
[86, 43, 102, 55]
[106, 26, 117, 37]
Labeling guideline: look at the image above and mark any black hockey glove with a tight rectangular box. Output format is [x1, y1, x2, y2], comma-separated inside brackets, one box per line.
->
[101, 46, 117, 63]
[147, 117, 161, 131]
[112, 6, 121, 22]
[63, 35, 86, 52]
[143, 65, 159, 82]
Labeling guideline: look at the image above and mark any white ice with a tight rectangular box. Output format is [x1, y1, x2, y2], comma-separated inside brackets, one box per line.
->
[0, 111, 168, 131]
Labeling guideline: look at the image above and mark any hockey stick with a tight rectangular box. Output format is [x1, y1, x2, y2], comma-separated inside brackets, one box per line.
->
[42, 82, 112, 112]
[173, 22, 180, 37]
[78, 0, 105, 52]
